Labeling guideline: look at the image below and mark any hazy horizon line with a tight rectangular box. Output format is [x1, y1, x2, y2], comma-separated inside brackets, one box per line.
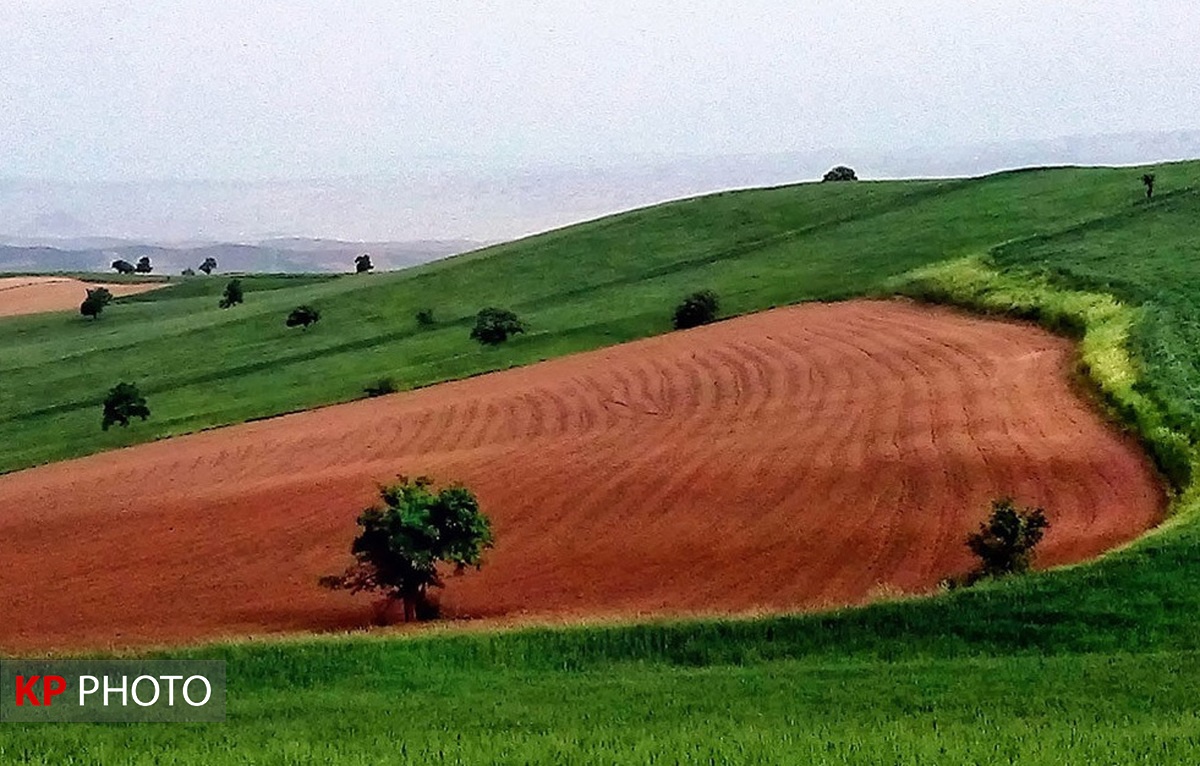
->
[6, 127, 1200, 187]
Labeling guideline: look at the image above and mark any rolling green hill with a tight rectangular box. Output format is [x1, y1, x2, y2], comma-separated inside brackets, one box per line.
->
[5, 161, 1200, 764]
[3, 163, 1196, 473]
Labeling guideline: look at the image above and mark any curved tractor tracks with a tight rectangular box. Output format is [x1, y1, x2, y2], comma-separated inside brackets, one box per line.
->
[0, 300, 1163, 651]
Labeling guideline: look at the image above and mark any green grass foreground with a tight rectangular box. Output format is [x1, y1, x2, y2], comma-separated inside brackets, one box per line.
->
[6, 161, 1200, 763]
[4, 643, 1198, 764]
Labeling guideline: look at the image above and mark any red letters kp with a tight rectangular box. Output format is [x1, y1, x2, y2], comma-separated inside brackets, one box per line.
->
[14, 675, 67, 706]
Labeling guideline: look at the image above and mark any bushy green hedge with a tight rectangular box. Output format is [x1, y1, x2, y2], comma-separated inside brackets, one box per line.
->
[894, 256, 1197, 496]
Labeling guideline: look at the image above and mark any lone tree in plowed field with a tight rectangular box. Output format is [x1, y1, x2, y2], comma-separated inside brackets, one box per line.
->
[321, 477, 494, 623]
[966, 497, 1049, 583]
[101, 382, 150, 431]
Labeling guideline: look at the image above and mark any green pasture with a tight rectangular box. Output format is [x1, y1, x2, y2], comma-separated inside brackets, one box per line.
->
[5, 161, 1200, 763]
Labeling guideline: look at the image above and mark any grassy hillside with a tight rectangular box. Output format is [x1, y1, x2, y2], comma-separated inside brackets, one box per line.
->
[6, 161, 1200, 764]
[2, 164, 1194, 473]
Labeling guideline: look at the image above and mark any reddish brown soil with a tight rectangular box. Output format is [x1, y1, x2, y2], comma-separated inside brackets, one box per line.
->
[0, 276, 165, 318]
[0, 301, 1164, 652]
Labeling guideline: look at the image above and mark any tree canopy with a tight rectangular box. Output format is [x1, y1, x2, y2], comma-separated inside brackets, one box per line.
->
[672, 289, 720, 330]
[101, 382, 150, 431]
[219, 279, 244, 308]
[355, 254, 374, 273]
[470, 307, 525, 345]
[966, 498, 1049, 582]
[111, 259, 135, 275]
[80, 287, 114, 320]
[363, 377, 398, 397]
[822, 166, 859, 182]
[1142, 173, 1156, 199]
[320, 477, 494, 622]
[286, 305, 321, 329]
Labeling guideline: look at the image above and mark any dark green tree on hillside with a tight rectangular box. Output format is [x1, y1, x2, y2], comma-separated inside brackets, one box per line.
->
[470, 307, 525, 346]
[822, 166, 858, 182]
[672, 289, 720, 330]
[1142, 173, 1156, 199]
[286, 305, 321, 329]
[219, 279, 244, 308]
[101, 382, 150, 431]
[135, 256, 153, 274]
[415, 308, 436, 328]
[198, 257, 218, 275]
[363, 377, 398, 397]
[320, 476, 494, 622]
[355, 254, 374, 273]
[79, 287, 114, 320]
[111, 259, 135, 275]
[965, 498, 1049, 582]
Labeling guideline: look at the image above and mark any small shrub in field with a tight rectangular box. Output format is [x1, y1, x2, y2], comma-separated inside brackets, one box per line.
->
[355, 254, 374, 273]
[363, 377, 398, 397]
[1142, 173, 1156, 199]
[286, 305, 321, 329]
[415, 308, 435, 328]
[320, 476, 494, 623]
[672, 289, 720, 330]
[219, 279, 244, 308]
[965, 497, 1049, 583]
[101, 382, 150, 431]
[181, 267, 196, 276]
[198, 257, 218, 275]
[80, 287, 114, 320]
[470, 307, 525, 345]
[135, 256, 153, 274]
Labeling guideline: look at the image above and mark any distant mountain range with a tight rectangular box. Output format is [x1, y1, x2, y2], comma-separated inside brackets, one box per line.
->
[0, 237, 481, 275]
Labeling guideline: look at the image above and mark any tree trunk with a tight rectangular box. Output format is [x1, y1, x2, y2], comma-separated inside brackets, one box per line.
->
[372, 597, 396, 626]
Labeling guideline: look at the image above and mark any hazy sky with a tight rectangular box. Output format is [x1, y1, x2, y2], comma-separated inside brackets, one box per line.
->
[3, 1, 1199, 182]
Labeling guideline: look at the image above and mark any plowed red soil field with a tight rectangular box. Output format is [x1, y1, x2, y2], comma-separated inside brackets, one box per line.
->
[0, 301, 1164, 651]
[0, 276, 165, 317]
